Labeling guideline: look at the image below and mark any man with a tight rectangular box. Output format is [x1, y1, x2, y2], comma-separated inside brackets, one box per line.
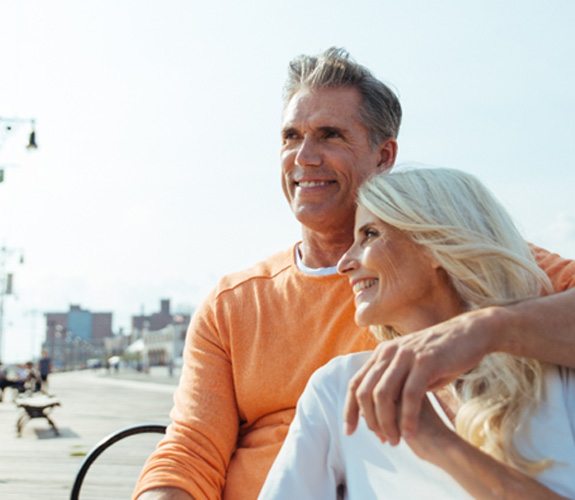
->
[38, 350, 51, 393]
[135, 48, 575, 499]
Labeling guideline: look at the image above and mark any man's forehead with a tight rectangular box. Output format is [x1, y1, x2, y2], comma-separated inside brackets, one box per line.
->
[282, 87, 362, 125]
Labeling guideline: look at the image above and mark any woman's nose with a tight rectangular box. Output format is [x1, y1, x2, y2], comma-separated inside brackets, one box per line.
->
[337, 247, 359, 276]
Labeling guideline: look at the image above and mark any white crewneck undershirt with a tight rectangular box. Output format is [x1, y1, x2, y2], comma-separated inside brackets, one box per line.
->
[295, 244, 338, 276]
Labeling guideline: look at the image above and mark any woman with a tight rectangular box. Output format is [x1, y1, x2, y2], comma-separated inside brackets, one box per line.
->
[259, 167, 575, 499]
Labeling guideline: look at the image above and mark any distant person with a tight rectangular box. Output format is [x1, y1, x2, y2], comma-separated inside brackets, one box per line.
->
[261, 168, 575, 498]
[38, 350, 52, 393]
[135, 48, 575, 500]
[0, 361, 8, 401]
[15, 364, 28, 392]
[24, 361, 41, 393]
[0, 362, 25, 399]
[0, 362, 22, 400]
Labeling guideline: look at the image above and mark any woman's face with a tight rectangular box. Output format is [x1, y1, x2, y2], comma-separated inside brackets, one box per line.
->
[337, 205, 457, 333]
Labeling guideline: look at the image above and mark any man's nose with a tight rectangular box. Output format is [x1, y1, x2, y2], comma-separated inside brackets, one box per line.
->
[295, 136, 321, 167]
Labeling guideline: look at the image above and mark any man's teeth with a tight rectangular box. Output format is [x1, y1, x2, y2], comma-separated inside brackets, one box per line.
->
[353, 279, 378, 294]
[297, 181, 331, 188]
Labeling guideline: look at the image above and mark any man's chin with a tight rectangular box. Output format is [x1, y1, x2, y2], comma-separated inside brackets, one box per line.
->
[293, 205, 353, 233]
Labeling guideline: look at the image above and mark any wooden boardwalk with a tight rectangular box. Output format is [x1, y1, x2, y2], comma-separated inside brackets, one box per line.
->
[0, 369, 177, 499]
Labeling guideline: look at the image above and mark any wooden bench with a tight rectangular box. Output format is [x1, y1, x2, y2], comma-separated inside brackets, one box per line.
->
[15, 395, 61, 437]
[0, 379, 27, 402]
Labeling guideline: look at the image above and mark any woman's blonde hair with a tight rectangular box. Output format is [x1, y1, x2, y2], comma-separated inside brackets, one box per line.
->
[359, 166, 553, 474]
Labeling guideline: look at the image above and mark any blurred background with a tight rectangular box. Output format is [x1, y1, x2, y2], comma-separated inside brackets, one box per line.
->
[1, 0, 574, 367]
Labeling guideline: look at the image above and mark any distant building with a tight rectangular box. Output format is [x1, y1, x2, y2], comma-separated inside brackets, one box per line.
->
[104, 334, 131, 358]
[143, 323, 187, 367]
[44, 304, 113, 369]
[132, 299, 174, 333]
[131, 299, 192, 367]
[131, 299, 191, 339]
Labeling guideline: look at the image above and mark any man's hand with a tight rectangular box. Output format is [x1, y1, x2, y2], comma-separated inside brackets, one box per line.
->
[343, 308, 498, 444]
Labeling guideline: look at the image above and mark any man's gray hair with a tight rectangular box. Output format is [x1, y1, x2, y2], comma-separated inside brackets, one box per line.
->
[283, 47, 402, 146]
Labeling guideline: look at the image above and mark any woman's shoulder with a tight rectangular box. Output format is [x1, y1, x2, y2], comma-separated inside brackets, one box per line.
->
[296, 351, 374, 420]
[544, 365, 575, 431]
[542, 364, 575, 410]
[308, 351, 373, 393]
[516, 365, 575, 497]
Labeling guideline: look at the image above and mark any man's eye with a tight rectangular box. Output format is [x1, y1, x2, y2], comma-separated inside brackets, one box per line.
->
[323, 129, 341, 139]
[282, 130, 299, 143]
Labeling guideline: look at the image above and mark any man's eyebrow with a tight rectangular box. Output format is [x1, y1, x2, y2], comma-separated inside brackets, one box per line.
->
[318, 125, 346, 135]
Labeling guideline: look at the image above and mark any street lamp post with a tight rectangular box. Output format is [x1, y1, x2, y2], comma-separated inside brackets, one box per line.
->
[0, 246, 24, 361]
[0, 114, 37, 358]
[0, 116, 38, 184]
[0, 116, 37, 149]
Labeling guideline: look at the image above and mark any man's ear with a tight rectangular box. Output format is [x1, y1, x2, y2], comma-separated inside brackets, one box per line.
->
[377, 138, 398, 170]
[431, 257, 443, 270]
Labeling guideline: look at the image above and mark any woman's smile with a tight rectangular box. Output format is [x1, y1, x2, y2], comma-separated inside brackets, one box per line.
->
[351, 278, 379, 296]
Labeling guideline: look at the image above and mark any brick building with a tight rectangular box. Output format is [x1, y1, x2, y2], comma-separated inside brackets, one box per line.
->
[44, 305, 113, 369]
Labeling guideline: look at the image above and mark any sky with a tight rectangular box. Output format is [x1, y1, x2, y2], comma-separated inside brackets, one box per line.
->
[0, 0, 574, 362]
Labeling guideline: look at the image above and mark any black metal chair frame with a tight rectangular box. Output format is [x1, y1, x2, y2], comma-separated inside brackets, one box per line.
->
[16, 398, 61, 436]
[70, 422, 167, 500]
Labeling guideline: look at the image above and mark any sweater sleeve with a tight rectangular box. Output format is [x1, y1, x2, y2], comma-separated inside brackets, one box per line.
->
[133, 292, 239, 499]
[531, 244, 575, 291]
[258, 365, 344, 500]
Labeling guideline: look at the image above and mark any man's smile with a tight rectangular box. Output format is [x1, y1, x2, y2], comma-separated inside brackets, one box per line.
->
[295, 180, 336, 188]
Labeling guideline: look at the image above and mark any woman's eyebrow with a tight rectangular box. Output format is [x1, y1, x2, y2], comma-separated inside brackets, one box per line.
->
[356, 223, 371, 234]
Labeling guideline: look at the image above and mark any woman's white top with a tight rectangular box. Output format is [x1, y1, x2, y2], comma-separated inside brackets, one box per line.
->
[259, 352, 575, 499]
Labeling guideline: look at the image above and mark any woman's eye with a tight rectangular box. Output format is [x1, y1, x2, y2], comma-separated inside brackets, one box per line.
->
[364, 228, 379, 240]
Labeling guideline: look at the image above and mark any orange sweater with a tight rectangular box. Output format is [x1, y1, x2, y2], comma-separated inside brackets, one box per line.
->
[134, 244, 575, 500]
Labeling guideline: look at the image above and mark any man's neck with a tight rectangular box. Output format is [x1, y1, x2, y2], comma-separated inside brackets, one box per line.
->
[299, 227, 353, 268]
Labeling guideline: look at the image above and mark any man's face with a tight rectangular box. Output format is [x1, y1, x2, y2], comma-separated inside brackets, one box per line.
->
[281, 87, 396, 234]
